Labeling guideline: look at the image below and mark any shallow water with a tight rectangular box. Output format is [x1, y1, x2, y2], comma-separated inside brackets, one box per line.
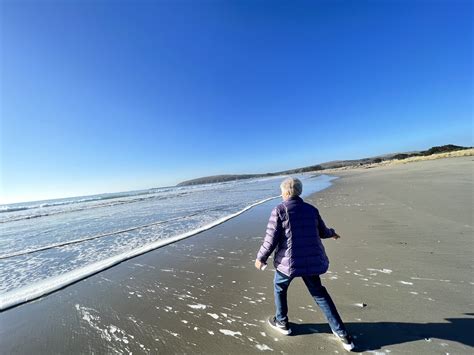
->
[0, 174, 335, 305]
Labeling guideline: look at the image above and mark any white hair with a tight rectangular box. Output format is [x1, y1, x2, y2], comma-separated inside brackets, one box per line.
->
[280, 177, 303, 197]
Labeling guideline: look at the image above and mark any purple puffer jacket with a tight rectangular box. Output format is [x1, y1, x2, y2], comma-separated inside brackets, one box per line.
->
[256, 196, 335, 277]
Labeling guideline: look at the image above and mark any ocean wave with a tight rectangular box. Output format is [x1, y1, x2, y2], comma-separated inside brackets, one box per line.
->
[0, 206, 30, 213]
[0, 195, 279, 311]
[0, 209, 217, 259]
[0, 197, 107, 213]
[0, 192, 193, 224]
[0, 189, 176, 215]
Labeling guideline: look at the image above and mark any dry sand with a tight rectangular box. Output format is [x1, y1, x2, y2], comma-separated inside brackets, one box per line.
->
[0, 156, 472, 354]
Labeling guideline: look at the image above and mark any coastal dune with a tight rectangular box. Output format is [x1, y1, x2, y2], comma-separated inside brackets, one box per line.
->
[0, 156, 472, 354]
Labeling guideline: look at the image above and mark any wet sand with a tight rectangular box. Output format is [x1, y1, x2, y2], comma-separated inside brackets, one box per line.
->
[1, 156, 473, 354]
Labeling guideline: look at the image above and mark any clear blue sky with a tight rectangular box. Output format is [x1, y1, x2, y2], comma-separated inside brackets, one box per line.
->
[1, 0, 472, 204]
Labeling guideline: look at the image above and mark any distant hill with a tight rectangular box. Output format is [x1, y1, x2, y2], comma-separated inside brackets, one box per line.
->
[176, 144, 471, 186]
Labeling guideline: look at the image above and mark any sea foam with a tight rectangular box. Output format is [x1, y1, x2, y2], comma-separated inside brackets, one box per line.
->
[0, 196, 277, 310]
[0, 174, 336, 310]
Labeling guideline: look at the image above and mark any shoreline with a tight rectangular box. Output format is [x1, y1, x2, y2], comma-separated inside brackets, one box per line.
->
[0, 195, 281, 311]
[1, 174, 335, 311]
[1, 156, 472, 354]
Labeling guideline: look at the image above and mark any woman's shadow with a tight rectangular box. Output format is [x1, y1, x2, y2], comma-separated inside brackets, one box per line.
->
[289, 313, 474, 352]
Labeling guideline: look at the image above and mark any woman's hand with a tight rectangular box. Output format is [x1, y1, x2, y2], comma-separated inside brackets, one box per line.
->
[332, 233, 341, 240]
[255, 259, 266, 270]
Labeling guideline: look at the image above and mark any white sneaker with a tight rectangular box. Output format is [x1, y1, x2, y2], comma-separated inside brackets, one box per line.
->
[268, 316, 292, 335]
[332, 331, 355, 351]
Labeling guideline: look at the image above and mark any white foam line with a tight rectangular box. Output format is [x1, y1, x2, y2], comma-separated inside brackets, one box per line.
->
[0, 196, 279, 311]
[410, 277, 450, 282]
[367, 268, 392, 274]
[0, 209, 215, 259]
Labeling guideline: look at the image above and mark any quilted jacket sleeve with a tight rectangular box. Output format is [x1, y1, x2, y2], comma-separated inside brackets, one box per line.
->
[256, 207, 283, 263]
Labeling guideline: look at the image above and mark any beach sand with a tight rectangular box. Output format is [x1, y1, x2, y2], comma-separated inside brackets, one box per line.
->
[1, 156, 472, 354]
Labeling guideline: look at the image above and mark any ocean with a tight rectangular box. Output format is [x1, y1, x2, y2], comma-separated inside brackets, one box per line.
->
[0, 174, 335, 309]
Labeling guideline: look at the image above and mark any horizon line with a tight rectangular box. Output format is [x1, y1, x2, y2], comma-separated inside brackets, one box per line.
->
[2, 143, 470, 206]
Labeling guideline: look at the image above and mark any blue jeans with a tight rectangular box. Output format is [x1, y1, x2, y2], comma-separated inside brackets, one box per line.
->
[274, 270, 348, 336]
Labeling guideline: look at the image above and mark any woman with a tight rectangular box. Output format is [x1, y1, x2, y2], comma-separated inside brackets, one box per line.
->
[255, 177, 355, 352]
